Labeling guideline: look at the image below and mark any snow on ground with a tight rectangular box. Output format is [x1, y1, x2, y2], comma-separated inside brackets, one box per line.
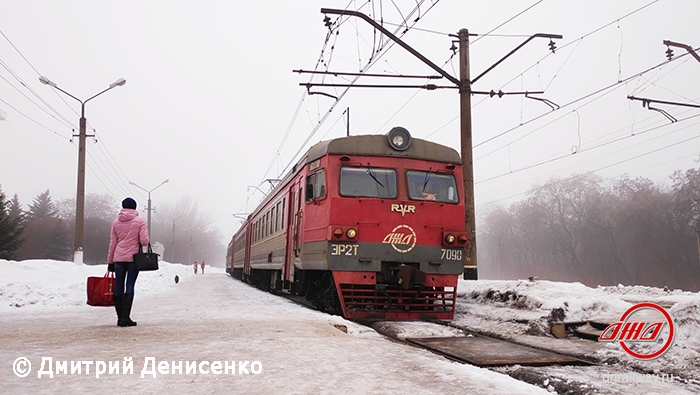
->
[0, 259, 548, 394]
[2, 259, 699, 394]
[455, 278, 700, 384]
[1, 259, 197, 310]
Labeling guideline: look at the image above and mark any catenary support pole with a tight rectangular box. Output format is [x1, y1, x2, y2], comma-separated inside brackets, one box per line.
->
[459, 29, 477, 280]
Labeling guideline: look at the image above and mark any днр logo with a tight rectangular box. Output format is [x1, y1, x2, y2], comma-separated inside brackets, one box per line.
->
[598, 302, 675, 360]
[382, 224, 417, 253]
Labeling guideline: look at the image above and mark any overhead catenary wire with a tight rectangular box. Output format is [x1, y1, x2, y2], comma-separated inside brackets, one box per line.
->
[477, 128, 700, 209]
[266, 0, 441, 183]
[426, 0, 662, 142]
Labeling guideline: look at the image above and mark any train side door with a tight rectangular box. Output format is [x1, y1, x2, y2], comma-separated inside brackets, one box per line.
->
[284, 178, 303, 283]
[243, 221, 252, 281]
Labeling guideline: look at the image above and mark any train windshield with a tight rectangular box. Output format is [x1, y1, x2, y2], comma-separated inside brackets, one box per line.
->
[339, 166, 397, 198]
[407, 170, 459, 203]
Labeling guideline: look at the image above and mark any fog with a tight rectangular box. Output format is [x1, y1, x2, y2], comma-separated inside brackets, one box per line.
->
[2, 0, 698, 254]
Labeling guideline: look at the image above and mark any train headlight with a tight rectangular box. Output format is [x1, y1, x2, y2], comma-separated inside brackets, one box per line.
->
[333, 228, 343, 238]
[386, 127, 411, 151]
[444, 234, 456, 245]
[346, 228, 357, 239]
[458, 234, 468, 244]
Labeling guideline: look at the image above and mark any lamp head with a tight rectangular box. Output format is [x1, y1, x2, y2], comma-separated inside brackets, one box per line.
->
[110, 78, 127, 88]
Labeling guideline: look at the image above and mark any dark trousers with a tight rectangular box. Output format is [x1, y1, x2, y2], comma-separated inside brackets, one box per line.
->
[114, 262, 139, 295]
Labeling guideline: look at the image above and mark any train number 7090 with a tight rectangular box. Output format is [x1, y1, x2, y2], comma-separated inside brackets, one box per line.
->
[441, 248, 462, 261]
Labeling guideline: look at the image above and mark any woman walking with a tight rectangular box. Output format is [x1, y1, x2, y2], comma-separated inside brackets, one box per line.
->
[107, 197, 149, 327]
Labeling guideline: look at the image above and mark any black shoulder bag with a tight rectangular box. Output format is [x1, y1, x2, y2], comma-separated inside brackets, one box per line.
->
[133, 242, 159, 271]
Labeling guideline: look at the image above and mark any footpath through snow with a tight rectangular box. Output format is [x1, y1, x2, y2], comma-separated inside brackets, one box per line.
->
[0, 260, 547, 394]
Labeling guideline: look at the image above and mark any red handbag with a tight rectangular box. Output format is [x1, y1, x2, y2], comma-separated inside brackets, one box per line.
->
[87, 270, 115, 307]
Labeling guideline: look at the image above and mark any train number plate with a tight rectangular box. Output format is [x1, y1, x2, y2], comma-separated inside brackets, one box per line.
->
[331, 244, 358, 256]
[441, 248, 462, 261]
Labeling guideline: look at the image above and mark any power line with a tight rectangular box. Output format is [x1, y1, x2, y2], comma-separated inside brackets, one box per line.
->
[0, 72, 75, 131]
[0, 97, 70, 140]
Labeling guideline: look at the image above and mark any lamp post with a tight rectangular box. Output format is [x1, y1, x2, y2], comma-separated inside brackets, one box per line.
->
[39, 76, 126, 264]
[164, 213, 185, 262]
[129, 179, 169, 237]
[186, 227, 203, 265]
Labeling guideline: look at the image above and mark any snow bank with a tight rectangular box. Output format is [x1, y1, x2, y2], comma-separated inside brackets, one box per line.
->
[0, 259, 223, 311]
[458, 278, 700, 380]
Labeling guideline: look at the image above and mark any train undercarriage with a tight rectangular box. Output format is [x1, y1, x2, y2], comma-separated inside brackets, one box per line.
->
[229, 264, 457, 320]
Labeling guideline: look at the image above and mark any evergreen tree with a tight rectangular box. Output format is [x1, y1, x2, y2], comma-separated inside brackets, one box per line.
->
[0, 187, 24, 260]
[17, 190, 71, 260]
[26, 189, 58, 221]
[8, 194, 25, 228]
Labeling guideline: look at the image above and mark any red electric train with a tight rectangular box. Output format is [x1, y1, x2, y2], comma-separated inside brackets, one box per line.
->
[226, 127, 469, 320]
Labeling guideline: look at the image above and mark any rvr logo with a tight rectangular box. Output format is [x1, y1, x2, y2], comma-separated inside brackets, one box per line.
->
[391, 204, 415, 218]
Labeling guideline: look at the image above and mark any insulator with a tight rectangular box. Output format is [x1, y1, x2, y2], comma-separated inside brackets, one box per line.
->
[666, 47, 674, 61]
[548, 39, 556, 54]
[323, 15, 332, 28]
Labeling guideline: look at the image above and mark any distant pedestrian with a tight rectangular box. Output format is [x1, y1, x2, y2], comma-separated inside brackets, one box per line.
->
[107, 197, 148, 327]
[193, 261, 198, 274]
[201, 260, 206, 274]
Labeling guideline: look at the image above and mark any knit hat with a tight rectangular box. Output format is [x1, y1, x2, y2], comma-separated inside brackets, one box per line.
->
[122, 197, 137, 210]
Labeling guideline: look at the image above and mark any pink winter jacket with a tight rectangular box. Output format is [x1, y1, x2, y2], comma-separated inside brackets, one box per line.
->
[107, 208, 150, 263]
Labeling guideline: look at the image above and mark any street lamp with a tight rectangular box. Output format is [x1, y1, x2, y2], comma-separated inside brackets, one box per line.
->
[163, 213, 185, 262]
[39, 76, 126, 264]
[129, 179, 169, 237]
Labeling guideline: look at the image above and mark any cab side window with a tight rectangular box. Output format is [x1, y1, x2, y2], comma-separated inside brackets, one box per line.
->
[305, 170, 326, 202]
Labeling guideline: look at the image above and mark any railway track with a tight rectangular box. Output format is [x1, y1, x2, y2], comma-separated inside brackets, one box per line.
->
[246, 281, 700, 394]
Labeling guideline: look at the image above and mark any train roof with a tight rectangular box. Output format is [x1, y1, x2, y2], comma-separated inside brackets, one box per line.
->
[306, 134, 462, 165]
[233, 132, 462, 232]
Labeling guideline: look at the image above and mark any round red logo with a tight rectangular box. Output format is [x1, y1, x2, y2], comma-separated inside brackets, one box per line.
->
[598, 302, 675, 360]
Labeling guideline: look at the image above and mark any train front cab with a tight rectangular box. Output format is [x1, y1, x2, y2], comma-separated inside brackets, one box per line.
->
[301, 128, 467, 320]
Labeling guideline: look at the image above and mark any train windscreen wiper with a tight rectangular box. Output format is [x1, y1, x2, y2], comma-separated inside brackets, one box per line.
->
[422, 167, 433, 193]
[366, 162, 385, 188]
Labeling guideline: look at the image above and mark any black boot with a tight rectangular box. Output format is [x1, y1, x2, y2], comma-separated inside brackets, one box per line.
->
[114, 294, 124, 327]
[122, 293, 137, 326]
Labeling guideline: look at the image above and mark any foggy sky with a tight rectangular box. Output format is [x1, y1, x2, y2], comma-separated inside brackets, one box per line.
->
[1, 0, 699, 245]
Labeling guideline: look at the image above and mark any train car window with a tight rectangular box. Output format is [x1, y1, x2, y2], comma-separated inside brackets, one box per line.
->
[339, 167, 397, 198]
[305, 170, 327, 202]
[281, 198, 286, 230]
[275, 202, 281, 232]
[271, 207, 277, 233]
[407, 170, 459, 203]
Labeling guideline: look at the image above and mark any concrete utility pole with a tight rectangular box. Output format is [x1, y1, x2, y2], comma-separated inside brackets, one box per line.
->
[129, 179, 169, 238]
[458, 28, 477, 279]
[164, 213, 185, 262]
[39, 76, 126, 264]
